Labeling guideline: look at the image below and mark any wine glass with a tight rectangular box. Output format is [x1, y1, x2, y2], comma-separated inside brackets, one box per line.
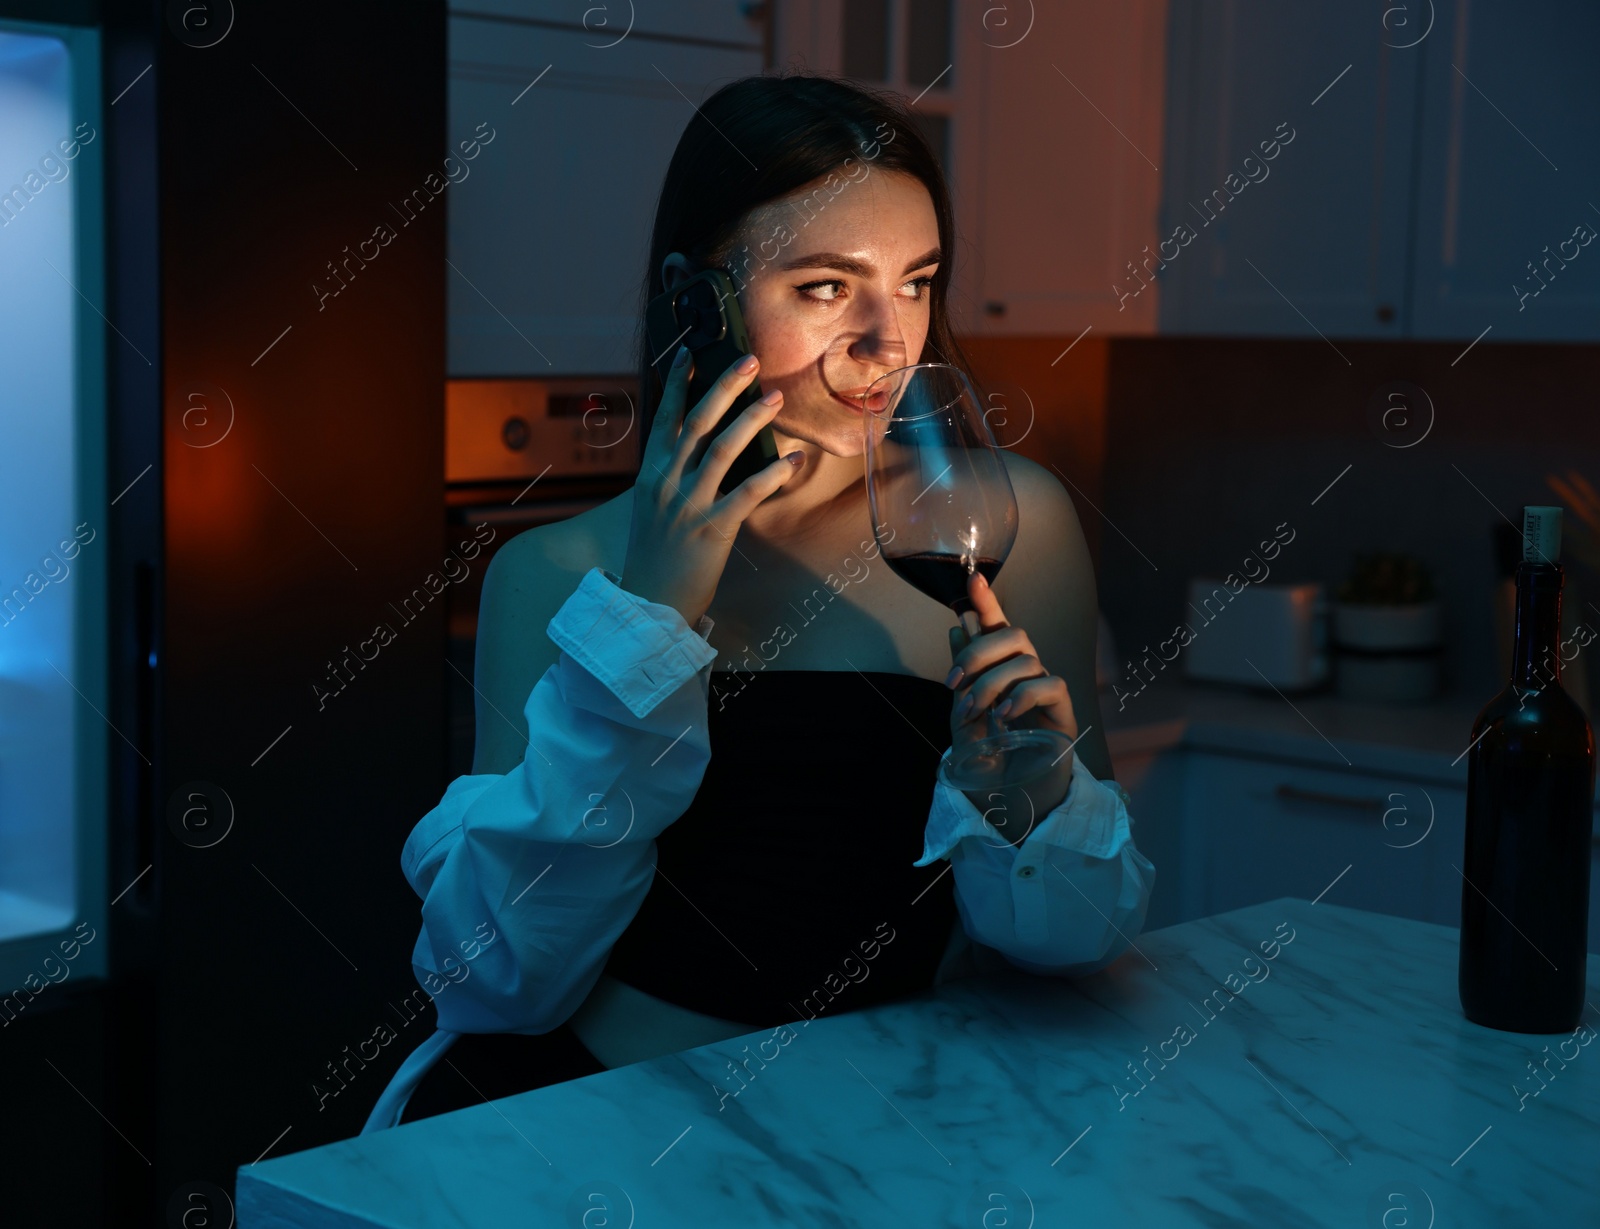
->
[860, 362, 1073, 796]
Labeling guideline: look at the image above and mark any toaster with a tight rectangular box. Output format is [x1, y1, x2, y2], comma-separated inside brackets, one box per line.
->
[1181, 578, 1329, 690]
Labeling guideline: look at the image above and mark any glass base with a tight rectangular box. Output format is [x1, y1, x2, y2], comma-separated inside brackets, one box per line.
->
[939, 728, 1073, 792]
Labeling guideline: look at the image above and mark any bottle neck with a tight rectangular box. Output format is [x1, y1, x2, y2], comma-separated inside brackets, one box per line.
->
[1512, 561, 1564, 689]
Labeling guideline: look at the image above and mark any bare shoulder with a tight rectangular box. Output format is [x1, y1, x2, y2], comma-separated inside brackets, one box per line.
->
[997, 452, 1090, 581]
[499, 489, 632, 577]
[470, 489, 633, 775]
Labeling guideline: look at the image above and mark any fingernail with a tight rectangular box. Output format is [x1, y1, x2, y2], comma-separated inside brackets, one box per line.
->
[944, 665, 963, 689]
[738, 354, 759, 373]
[959, 693, 976, 718]
[673, 345, 690, 368]
[995, 698, 1013, 718]
[784, 450, 805, 468]
[760, 389, 783, 405]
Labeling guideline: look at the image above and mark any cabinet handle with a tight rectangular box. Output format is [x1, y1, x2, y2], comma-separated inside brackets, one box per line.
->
[1274, 784, 1384, 812]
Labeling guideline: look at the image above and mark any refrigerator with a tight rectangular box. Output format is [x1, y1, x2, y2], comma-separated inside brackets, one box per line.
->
[0, 3, 451, 1222]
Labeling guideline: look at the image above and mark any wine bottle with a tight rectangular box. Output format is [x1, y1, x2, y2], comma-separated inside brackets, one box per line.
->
[1459, 506, 1597, 1033]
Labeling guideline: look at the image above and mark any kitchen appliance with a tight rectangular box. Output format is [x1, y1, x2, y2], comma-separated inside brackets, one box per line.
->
[1182, 578, 1329, 690]
[446, 377, 640, 483]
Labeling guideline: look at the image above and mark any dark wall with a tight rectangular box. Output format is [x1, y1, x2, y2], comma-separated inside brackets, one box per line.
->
[1099, 336, 1600, 701]
[155, 0, 448, 1212]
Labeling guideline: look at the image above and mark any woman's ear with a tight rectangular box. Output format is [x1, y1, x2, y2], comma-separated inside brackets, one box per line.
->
[660, 251, 695, 291]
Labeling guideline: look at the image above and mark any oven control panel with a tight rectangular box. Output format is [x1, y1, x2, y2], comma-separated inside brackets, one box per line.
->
[446, 378, 640, 482]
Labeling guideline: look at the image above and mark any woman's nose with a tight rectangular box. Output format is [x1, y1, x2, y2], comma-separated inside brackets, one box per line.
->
[844, 289, 910, 368]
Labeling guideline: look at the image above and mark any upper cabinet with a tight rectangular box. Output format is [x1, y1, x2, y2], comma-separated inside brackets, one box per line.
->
[1156, 3, 1421, 339]
[776, 0, 1170, 337]
[446, 2, 764, 376]
[1159, 0, 1600, 341]
[1408, 0, 1600, 341]
[448, 1, 1599, 368]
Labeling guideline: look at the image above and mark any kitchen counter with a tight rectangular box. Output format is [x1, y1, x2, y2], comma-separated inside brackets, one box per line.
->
[235, 898, 1600, 1227]
[1102, 676, 1492, 786]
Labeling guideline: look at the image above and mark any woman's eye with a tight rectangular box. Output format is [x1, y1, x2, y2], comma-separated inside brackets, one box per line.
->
[795, 279, 845, 302]
[794, 275, 935, 303]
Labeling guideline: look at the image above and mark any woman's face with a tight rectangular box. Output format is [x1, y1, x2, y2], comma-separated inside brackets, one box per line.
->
[670, 168, 942, 460]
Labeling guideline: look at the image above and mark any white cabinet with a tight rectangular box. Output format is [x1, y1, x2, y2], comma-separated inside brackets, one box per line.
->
[446, 0, 1600, 369]
[1158, 0, 1600, 341]
[446, 2, 765, 376]
[1408, 1, 1600, 341]
[1120, 743, 1600, 952]
[775, 0, 1169, 337]
[1184, 751, 1466, 927]
[1157, 2, 1420, 338]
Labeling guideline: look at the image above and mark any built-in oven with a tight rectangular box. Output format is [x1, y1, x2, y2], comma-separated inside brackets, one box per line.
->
[444, 376, 640, 776]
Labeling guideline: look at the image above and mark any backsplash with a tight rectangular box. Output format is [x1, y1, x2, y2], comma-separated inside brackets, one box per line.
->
[1094, 337, 1600, 702]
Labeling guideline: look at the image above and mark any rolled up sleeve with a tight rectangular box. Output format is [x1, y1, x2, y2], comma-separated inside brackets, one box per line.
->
[915, 754, 1156, 976]
[404, 566, 718, 1035]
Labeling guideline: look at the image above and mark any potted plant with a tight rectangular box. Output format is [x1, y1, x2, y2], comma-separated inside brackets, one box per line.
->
[1333, 554, 1441, 702]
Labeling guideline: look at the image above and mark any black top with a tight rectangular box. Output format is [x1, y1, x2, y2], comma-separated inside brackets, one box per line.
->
[603, 668, 960, 1028]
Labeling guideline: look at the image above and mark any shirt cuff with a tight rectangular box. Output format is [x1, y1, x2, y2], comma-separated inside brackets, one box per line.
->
[915, 752, 1132, 867]
[546, 566, 717, 719]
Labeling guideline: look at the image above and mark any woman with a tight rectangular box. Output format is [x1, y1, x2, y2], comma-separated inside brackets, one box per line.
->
[365, 73, 1153, 1133]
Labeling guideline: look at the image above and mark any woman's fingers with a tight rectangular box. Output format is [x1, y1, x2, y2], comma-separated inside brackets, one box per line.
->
[950, 574, 1040, 680]
[952, 623, 1032, 684]
[667, 353, 764, 488]
[711, 445, 804, 524]
[992, 673, 1076, 729]
[643, 345, 693, 488]
[955, 653, 1051, 723]
[692, 386, 786, 507]
[966, 569, 1010, 634]
[947, 571, 1078, 739]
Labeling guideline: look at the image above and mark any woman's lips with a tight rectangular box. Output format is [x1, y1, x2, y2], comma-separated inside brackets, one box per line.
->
[830, 391, 867, 413]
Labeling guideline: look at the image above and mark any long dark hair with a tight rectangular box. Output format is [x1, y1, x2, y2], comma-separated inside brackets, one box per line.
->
[632, 72, 972, 472]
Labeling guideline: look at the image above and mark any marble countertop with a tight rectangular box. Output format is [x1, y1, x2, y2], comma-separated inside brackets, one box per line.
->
[1100, 676, 1494, 786]
[236, 898, 1599, 1227]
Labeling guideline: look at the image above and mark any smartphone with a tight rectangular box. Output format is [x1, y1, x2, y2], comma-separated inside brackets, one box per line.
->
[645, 267, 780, 496]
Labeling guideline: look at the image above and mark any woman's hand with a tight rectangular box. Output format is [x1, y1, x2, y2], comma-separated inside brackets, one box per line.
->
[619, 346, 803, 627]
[945, 569, 1079, 839]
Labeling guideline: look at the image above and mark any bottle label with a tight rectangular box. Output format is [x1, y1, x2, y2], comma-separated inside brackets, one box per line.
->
[1523, 505, 1563, 564]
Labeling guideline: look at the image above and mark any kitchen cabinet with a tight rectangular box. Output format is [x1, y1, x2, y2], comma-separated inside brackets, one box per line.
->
[1156, 2, 1422, 338]
[1120, 743, 1600, 952]
[1185, 750, 1466, 927]
[775, 0, 1169, 337]
[1408, 1, 1600, 341]
[446, 2, 766, 375]
[1158, 0, 1600, 342]
[459, 1, 1600, 353]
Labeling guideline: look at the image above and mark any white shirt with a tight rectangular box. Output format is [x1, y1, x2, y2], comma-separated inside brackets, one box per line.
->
[362, 566, 1155, 1133]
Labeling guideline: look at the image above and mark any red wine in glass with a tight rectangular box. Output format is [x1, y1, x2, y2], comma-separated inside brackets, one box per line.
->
[882, 553, 1004, 615]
